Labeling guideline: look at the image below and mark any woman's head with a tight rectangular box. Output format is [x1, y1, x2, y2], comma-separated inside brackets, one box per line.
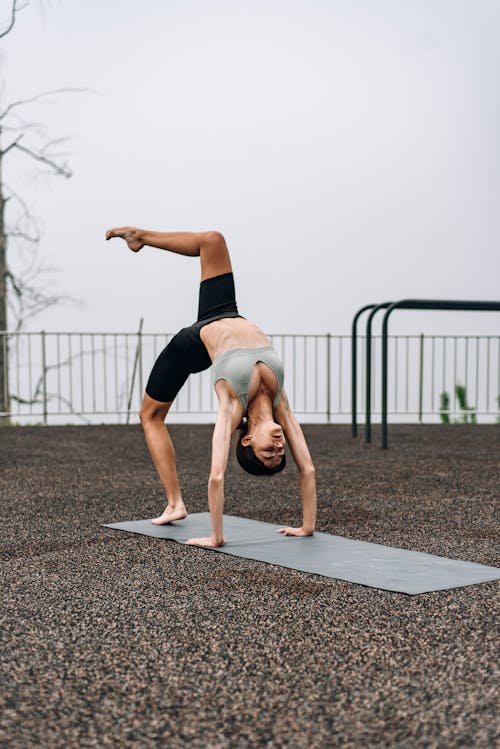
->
[235, 419, 286, 476]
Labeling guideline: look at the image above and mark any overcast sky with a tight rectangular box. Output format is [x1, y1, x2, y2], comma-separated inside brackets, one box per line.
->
[2, 0, 499, 336]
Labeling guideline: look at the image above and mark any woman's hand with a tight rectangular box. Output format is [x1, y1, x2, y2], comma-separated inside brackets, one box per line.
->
[276, 526, 314, 537]
[186, 536, 225, 548]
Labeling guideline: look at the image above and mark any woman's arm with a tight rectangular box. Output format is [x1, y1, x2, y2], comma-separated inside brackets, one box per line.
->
[275, 390, 317, 536]
[186, 393, 240, 547]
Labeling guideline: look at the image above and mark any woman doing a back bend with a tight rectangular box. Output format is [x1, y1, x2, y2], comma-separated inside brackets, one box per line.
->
[105, 227, 317, 547]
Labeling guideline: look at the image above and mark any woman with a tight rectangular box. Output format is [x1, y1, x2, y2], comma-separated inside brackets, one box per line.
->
[105, 227, 317, 547]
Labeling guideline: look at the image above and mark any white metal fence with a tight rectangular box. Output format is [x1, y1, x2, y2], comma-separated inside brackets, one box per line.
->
[1, 330, 499, 424]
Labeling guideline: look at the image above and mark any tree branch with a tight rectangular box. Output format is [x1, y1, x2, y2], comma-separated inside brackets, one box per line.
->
[5, 270, 22, 298]
[1, 118, 49, 135]
[0, 0, 17, 39]
[6, 229, 39, 243]
[10, 390, 92, 424]
[0, 87, 87, 121]
[0, 0, 30, 40]
[0, 134, 23, 156]
[3, 185, 42, 249]
[6, 260, 80, 332]
[4, 184, 39, 223]
[12, 141, 72, 177]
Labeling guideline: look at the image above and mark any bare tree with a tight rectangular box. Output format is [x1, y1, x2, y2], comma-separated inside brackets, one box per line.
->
[0, 0, 84, 421]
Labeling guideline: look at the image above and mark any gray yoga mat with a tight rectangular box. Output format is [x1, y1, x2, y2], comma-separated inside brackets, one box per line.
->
[103, 513, 499, 595]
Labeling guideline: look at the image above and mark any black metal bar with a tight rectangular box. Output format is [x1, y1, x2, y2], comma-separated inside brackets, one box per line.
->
[351, 304, 377, 437]
[364, 303, 392, 443]
[381, 299, 500, 449]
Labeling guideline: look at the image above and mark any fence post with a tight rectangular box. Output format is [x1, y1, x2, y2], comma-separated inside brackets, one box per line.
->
[326, 333, 331, 423]
[137, 324, 143, 404]
[0, 332, 9, 422]
[41, 330, 48, 425]
[127, 318, 144, 425]
[418, 333, 424, 422]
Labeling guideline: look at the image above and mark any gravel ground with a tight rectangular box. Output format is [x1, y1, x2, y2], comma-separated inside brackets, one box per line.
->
[0, 423, 498, 749]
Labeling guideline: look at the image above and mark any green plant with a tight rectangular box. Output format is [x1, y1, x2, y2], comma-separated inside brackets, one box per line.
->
[439, 385, 477, 424]
[439, 391, 450, 423]
[454, 384, 476, 424]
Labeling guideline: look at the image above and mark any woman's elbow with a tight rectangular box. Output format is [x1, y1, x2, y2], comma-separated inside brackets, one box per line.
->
[299, 462, 316, 478]
[209, 472, 225, 486]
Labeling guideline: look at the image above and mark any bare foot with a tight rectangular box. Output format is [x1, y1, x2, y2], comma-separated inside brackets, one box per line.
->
[151, 503, 188, 525]
[186, 536, 225, 548]
[105, 226, 144, 252]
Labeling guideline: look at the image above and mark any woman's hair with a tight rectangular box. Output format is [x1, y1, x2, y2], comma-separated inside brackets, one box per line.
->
[235, 420, 287, 476]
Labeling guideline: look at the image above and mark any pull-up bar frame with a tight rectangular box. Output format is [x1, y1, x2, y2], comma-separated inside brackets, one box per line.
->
[380, 299, 500, 448]
[351, 302, 394, 441]
[351, 304, 376, 437]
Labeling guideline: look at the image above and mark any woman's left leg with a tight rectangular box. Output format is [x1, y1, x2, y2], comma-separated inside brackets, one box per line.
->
[139, 393, 188, 524]
[140, 321, 212, 523]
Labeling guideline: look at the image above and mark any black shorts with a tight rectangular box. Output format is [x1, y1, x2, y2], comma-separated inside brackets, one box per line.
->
[145, 272, 241, 403]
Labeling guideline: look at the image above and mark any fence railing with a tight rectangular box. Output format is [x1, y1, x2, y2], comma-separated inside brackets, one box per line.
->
[0, 330, 499, 424]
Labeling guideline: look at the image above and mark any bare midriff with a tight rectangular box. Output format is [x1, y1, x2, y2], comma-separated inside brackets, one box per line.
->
[200, 317, 271, 362]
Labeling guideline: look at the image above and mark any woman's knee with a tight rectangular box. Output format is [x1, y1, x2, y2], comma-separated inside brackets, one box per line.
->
[200, 231, 232, 280]
[203, 230, 226, 246]
[140, 394, 171, 425]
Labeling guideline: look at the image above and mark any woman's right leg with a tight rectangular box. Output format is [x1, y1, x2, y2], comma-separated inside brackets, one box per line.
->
[139, 393, 188, 524]
[105, 228, 232, 281]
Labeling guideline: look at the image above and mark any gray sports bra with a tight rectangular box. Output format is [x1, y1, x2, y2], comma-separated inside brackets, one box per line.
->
[212, 345, 284, 413]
